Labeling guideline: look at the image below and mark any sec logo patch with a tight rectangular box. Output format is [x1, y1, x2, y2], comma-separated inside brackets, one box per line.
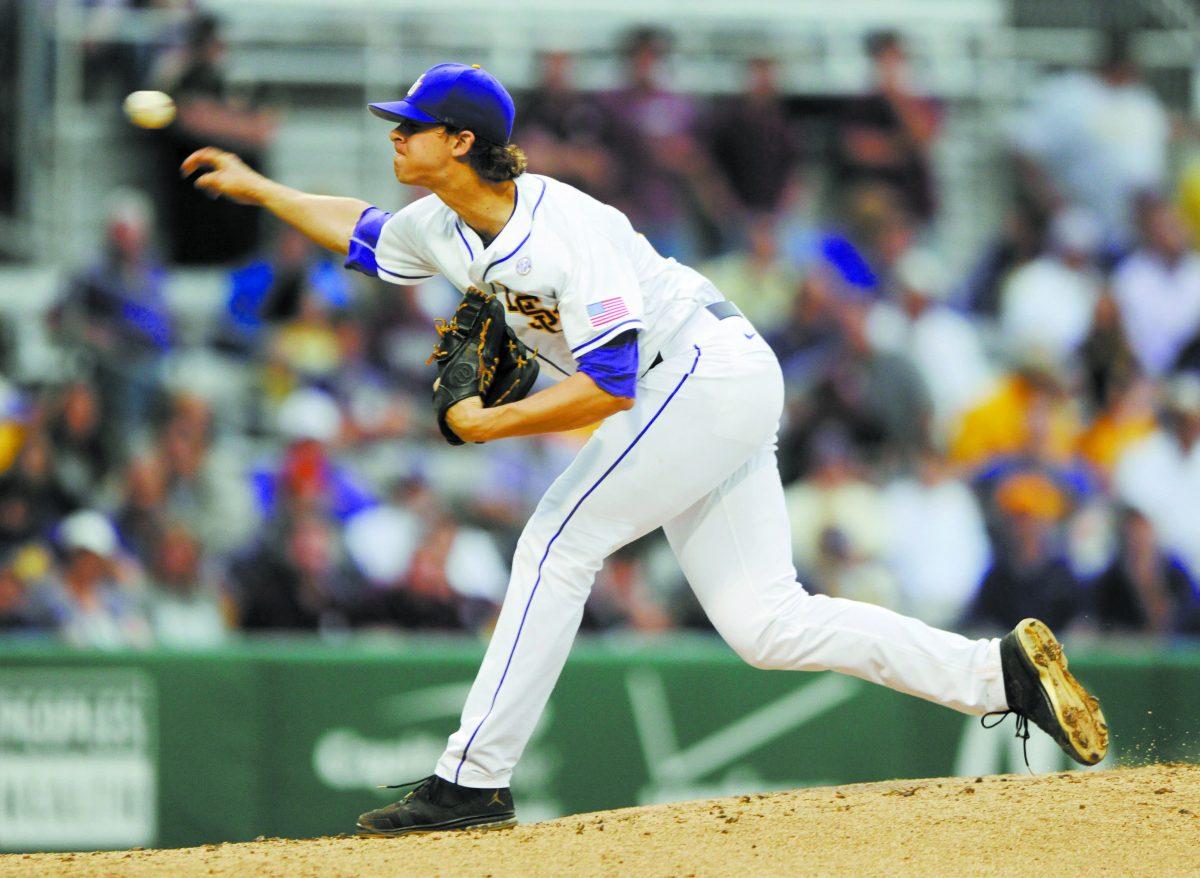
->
[516, 256, 532, 276]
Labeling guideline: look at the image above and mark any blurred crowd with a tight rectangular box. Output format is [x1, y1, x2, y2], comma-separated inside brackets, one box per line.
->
[3, 12, 1200, 649]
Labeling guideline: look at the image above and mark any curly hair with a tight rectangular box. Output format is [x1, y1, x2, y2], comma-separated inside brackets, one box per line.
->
[444, 127, 527, 182]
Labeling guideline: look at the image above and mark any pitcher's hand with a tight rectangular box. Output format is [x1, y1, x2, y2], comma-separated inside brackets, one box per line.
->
[180, 147, 266, 205]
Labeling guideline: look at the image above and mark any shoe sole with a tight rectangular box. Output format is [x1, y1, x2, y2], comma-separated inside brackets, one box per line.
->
[1015, 618, 1109, 765]
[356, 814, 517, 837]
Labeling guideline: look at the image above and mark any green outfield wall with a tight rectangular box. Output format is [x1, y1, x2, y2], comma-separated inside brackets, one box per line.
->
[1, 636, 1197, 852]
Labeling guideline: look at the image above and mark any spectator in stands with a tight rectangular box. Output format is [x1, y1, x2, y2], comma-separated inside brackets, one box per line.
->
[841, 183, 918, 281]
[217, 225, 354, 359]
[516, 51, 617, 200]
[0, 432, 75, 555]
[1079, 291, 1140, 411]
[1111, 196, 1200, 378]
[270, 280, 344, 384]
[961, 204, 1049, 318]
[782, 296, 931, 473]
[765, 268, 841, 390]
[706, 56, 802, 220]
[45, 380, 117, 508]
[582, 544, 673, 632]
[156, 392, 257, 555]
[999, 207, 1104, 369]
[155, 12, 275, 263]
[867, 247, 994, 438]
[962, 472, 1083, 633]
[325, 314, 415, 448]
[972, 367, 1096, 496]
[1011, 30, 1170, 254]
[600, 27, 724, 260]
[115, 453, 170, 564]
[1078, 375, 1157, 482]
[813, 524, 901, 610]
[343, 477, 506, 631]
[471, 434, 585, 540]
[950, 356, 1082, 472]
[33, 509, 150, 648]
[145, 520, 232, 648]
[1092, 507, 1200, 635]
[0, 376, 21, 477]
[1114, 373, 1200, 582]
[370, 284, 439, 393]
[0, 560, 31, 631]
[253, 387, 376, 524]
[882, 447, 991, 628]
[785, 426, 896, 608]
[233, 512, 361, 631]
[398, 517, 487, 628]
[351, 516, 496, 632]
[700, 215, 802, 335]
[834, 31, 939, 225]
[0, 546, 55, 633]
[970, 394, 1098, 587]
[51, 191, 172, 450]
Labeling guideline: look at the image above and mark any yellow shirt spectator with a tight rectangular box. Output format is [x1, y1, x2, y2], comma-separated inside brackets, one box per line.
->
[949, 372, 1081, 468]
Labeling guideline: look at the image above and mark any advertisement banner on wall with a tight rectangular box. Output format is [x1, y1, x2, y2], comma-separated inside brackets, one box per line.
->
[0, 642, 1194, 851]
[0, 669, 157, 851]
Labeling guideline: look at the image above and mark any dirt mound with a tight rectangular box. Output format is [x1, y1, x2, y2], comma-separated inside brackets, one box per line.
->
[3, 764, 1197, 877]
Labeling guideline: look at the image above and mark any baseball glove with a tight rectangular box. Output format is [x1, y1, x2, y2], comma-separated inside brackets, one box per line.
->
[428, 286, 539, 445]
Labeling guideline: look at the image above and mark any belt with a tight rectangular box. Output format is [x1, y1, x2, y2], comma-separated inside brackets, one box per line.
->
[647, 301, 744, 371]
[705, 300, 743, 321]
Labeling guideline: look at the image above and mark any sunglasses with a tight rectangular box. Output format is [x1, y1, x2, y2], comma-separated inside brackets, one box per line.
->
[393, 119, 444, 138]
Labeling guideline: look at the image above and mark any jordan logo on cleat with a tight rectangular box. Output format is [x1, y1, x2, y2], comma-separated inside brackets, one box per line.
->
[489, 791, 507, 807]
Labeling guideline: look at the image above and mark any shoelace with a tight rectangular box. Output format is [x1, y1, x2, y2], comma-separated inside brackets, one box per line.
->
[378, 775, 438, 802]
[981, 711, 1032, 773]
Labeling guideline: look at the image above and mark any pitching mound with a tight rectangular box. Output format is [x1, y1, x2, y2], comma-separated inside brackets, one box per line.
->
[4, 764, 1198, 877]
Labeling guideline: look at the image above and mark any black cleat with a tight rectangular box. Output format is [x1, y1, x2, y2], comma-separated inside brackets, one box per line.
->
[993, 618, 1109, 766]
[356, 775, 517, 836]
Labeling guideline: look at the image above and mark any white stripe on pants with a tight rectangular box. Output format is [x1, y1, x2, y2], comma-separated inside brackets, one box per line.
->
[437, 313, 1007, 788]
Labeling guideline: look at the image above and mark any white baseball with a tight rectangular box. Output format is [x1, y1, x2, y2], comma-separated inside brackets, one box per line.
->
[123, 90, 177, 129]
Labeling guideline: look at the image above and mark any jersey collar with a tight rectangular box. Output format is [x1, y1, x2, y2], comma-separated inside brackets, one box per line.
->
[458, 175, 547, 285]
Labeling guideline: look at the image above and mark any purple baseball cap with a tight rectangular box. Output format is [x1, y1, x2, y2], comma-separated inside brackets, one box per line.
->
[369, 62, 516, 145]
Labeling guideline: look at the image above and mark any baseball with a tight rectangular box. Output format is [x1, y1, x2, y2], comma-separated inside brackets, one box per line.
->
[123, 90, 176, 129]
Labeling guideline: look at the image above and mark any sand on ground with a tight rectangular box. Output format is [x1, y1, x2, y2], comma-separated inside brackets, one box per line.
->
[2, 764, 1197, 878]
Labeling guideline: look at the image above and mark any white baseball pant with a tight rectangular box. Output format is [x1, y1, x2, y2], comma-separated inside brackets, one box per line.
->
[436, 309, 1007, 787]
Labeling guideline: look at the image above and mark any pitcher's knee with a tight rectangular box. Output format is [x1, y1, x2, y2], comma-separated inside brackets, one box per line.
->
[723, 622, 788, 670]
[724, 597, 818, 670]
[743, 642, 791, 670]
[739, 647, 779, 670]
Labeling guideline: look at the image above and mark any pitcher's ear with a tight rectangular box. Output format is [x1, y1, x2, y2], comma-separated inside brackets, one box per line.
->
[449, 129, 476, 158]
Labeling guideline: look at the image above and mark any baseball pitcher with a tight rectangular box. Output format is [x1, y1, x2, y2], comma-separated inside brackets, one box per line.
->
[182, 62, 1108, 835]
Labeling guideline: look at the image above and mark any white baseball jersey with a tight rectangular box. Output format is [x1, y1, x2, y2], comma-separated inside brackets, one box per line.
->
[359, 173, 722, 377]
[350, 172, 1007, 790]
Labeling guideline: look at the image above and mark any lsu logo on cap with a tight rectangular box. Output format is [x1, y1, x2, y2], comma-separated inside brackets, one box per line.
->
[407, 74, 426, 97]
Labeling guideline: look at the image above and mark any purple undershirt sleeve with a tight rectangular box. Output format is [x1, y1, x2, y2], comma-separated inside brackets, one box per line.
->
[343, 206, 392, 276]
[576, 330, 639, 399]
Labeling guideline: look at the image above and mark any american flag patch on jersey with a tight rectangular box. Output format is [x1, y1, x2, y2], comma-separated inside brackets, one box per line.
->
[586, 297, 629, 328]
